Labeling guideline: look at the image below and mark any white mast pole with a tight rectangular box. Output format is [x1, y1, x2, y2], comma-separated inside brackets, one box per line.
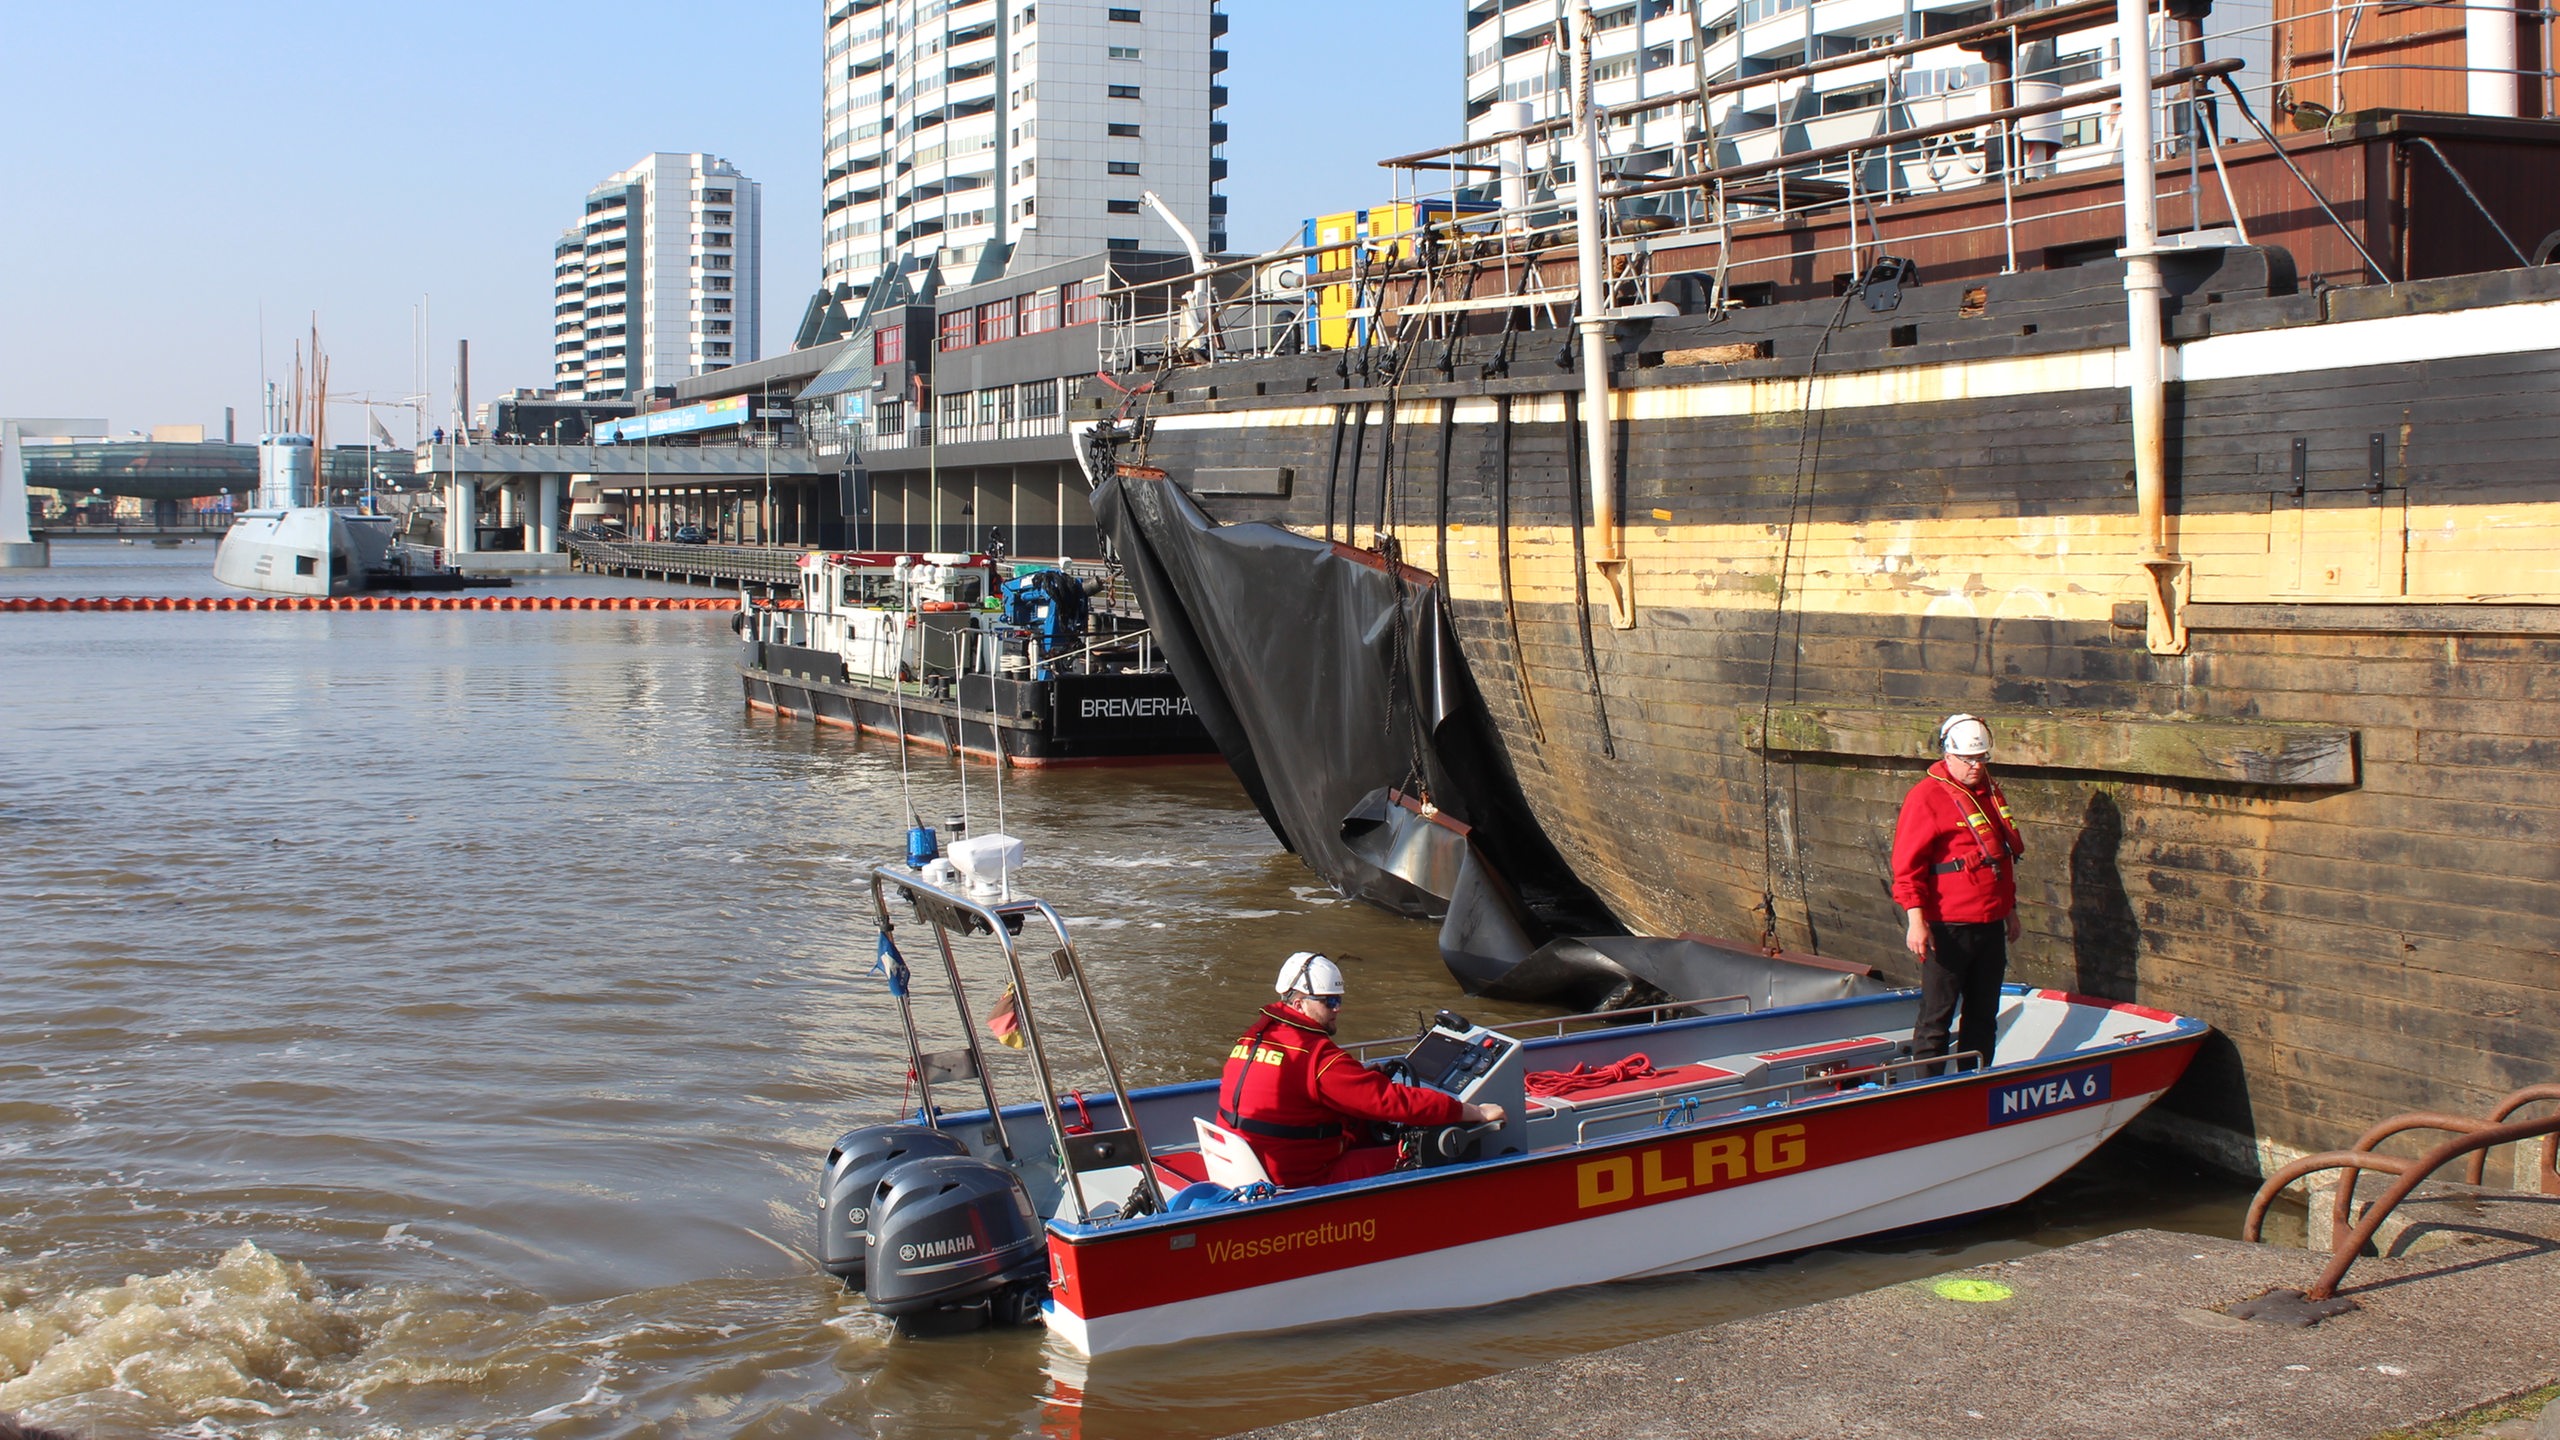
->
[2116, 0, 2184, 653]
[1566, 0, 1631, 627]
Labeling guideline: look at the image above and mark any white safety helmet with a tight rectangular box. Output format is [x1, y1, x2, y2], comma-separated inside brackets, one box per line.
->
[1275, 951, 1345, 999]
[1938, 713, 1993, 757]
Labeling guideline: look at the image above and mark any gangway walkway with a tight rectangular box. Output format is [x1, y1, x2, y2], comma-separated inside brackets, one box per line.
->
[563, 532, 1149, 619]
[565, 533, 806, 587]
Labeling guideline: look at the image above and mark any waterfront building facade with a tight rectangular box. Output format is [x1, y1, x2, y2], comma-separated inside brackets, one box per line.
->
[820, 0, 1228, 301]
[553, 153, 764, 401]
[1458, 0, 2273, 218]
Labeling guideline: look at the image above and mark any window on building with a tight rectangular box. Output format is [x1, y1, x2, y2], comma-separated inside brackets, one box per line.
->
[707, 276, 732, 291]
[1021, 287, 1060, 333]
[875, 397, 905, 443]
[1107, 121, 1141, 137]
[1107, 83, 1141, 98]
[705, 188, 733, 203]
[875, 325, 905, 365]
[1107, 198, 1141, 214]
[939, 390, 971, 441]
[1019, 378, 1061, 429]
[978, 297, 1017, 344]
[1064, 278, 1105, 324]
[1107, 159, 1141, 175]
[1109, 6, 1140, 19]
[709, 343, 733, 357]
[1108, 45, 1141, 59]
[940, 308, 974, 351]
[1106, 237, 1138, 251]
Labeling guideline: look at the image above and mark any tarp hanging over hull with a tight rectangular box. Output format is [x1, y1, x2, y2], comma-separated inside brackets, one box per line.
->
[1345, 787, 1888, 1009]
[1089, 472, 1603, 934]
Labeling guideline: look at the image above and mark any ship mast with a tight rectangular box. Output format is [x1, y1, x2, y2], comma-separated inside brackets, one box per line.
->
[1564, 0, 1633, 628]
[2116, 0, 2186, 653]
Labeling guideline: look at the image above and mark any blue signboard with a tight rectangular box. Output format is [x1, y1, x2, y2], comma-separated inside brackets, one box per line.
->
[1987, 1063, 2112, 1126]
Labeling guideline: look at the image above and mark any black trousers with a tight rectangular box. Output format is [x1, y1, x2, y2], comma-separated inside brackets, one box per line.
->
[1915, 920, 2008, 1073]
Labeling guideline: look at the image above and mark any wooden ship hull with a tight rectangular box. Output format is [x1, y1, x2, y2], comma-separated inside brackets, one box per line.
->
[1076, 111, 2560, 1171]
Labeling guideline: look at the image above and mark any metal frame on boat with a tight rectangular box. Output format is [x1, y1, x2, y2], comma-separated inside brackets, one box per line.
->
[820, 866, 2209, 1356]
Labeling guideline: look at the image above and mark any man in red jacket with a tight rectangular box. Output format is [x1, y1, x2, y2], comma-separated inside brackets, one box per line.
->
[1891, 714, 2027, 1074]
[1218, 952, 1506, 1187]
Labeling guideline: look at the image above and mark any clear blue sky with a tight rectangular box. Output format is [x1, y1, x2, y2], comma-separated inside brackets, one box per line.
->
[0, 1, 1460, 442]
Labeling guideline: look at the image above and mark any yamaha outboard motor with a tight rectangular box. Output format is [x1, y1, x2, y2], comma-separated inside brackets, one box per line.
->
[865, 1154, 1048, 1326]
[821, 1123, 969, 1286]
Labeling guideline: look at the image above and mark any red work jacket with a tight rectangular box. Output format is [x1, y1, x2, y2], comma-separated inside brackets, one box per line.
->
[1218, 1003, 1464, 1186]
[1889, 761, 2025, 924]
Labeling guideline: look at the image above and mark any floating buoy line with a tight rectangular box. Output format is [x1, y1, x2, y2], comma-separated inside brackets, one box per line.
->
[0, 595, 737, 613]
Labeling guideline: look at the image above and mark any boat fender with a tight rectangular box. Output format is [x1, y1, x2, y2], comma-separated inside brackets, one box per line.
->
[819, 1123, 969, 1287]
[865, 1154, 1049, 1323]
[907, 826, 940, 868]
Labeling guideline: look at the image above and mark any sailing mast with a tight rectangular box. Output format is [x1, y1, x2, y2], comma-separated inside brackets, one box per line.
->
[1564, 0, 1633, 628]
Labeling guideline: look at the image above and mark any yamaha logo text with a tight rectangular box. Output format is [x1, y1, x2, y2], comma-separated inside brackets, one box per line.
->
[897, 1235, 979, 1263]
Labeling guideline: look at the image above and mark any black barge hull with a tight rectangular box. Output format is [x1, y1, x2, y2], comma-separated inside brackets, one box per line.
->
[739, 640, 1219, 767]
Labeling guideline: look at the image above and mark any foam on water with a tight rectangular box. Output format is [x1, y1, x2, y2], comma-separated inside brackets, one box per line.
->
[0, 1244, 358, 1427]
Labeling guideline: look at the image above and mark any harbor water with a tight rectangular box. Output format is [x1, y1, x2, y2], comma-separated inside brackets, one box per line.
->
[1, 546, 2254, 1439]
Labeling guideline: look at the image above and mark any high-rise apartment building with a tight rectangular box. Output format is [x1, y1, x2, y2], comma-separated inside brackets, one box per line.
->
[1458, 0, 2232, 203]
[553, 153, 764, 401]
[820, 0, 1228, 300]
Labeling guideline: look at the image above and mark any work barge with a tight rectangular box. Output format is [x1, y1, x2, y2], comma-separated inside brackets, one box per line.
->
[1070, 0, 2560, 1181]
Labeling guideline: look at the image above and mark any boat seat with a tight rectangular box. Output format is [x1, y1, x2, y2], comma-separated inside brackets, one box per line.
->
[1151, 1149, 1212, 1189]
[1193, 1117, 1275, 1189]
[1526, 1061, 1751, 1113]
[1753, 1036, 1898, 1079]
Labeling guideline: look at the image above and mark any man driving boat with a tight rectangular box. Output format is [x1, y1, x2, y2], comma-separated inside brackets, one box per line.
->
[1218, 952, 1507, 1186]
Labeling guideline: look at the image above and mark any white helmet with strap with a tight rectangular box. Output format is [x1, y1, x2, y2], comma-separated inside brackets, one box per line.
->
[1938, 713, 1993, 757]
[1274, 951, 1345, 998]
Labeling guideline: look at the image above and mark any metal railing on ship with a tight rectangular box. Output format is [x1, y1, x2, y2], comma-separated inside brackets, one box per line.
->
[1100, 0, 2555, 373]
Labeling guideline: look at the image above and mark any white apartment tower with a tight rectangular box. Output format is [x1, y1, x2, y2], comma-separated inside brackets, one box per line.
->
[821, 0, 1228, 298]
[1458, 0, 2194, 205]
[553, 153, 764, 400]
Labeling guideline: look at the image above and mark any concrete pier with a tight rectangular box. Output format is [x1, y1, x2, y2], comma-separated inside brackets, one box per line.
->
[0, 418, 91, 569]
[1247, 1185, 2560, 1440]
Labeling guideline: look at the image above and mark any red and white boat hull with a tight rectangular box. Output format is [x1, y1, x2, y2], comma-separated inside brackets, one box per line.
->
[1044, 995, 2199, 1356]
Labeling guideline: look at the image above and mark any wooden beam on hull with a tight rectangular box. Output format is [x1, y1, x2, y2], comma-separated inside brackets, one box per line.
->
[1739, 704, 2359, 788]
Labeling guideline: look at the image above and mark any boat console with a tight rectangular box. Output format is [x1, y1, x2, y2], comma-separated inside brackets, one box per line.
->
[1390, 1011, 1528, 1165]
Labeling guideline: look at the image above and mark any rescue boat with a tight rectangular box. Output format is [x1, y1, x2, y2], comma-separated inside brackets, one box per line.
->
[824, 865, 2207, 1356]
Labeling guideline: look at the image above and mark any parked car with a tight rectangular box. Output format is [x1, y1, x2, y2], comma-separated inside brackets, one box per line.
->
[671, 525, 709, 544]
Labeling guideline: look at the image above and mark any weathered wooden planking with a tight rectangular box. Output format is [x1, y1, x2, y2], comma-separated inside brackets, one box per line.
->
[2188, 602, 2560, 635]
[1736, 704, 2361, 787]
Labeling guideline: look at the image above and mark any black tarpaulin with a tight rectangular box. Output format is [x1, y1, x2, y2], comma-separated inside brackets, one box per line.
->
[1090, 472, 1592, 926]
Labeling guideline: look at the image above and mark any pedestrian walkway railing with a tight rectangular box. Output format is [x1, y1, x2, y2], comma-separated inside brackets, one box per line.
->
[565, 533, 808, 587]
[2242, 1081, 2560, 1302]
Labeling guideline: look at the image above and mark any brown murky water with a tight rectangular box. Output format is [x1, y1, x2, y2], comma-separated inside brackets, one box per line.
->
[0, 547, 2255, 1438]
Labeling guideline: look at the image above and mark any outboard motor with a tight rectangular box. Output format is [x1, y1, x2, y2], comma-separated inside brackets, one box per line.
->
[820, 1123, 969, 1286]
[865, 1154, 1048, 1326]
